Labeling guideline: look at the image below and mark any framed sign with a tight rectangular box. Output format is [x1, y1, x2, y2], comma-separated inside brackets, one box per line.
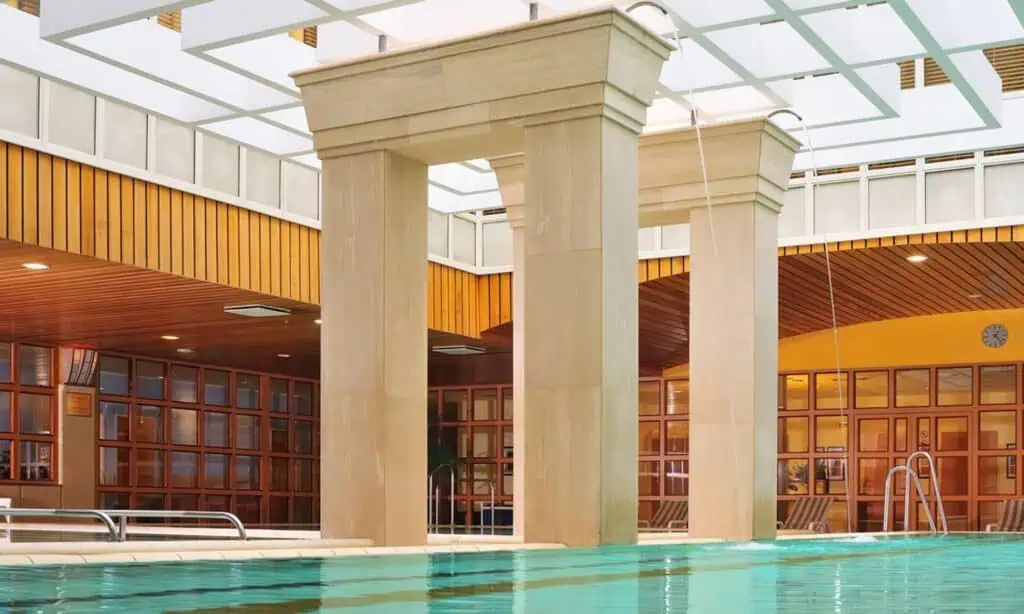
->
[65, 392, 93, 417]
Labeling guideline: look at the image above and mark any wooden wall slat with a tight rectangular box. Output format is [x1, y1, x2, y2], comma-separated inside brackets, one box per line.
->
[107, 173, 120, 262]
[0, 143, 6, 240]
[227, 206, 239, 287]
[268, 218, 279, 295]
[193, 197, 206, 282]
[309, 229, 320, 304]
[289, 223, 300, 300]
[299, 226, 310, 303]
[238, 209, 250, 290]
[81, 166, 95, 256]
[146, 184, 159, 270]
[133, 181, 146, 267]
[8, 145, 22, 242]
[249, 212, 260, 292]
[171, 190, 183, 275]
[120, 177, 133, 265]
[23, 148, 38, 245]
[94, 168, 107, 260]
[280, 221, 291, 298]
[259, 215, 271, 293]
[67, 162, 81, 253]
[159, 188, 172, 273]
[52, 157, 66, 251]
[36, 152, 53, 247]
[216, 202, 229, 285]
[205, 198, 217, 281]
[182, 194, 195, 278]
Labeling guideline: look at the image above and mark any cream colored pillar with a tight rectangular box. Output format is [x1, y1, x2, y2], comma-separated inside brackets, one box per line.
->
[318, 152, 428, 545]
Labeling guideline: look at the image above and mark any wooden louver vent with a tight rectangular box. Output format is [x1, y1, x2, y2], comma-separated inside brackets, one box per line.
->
[158, 11, 182, 32]
[984, 45, 1024, 92]
[898, 61, 915, 90]
[289, 26, 318, 48]
[6, 0, 39, 15]
[924, 152, 974, 164]
[868, 159, 916, 171]
[923, 58, 951, 87]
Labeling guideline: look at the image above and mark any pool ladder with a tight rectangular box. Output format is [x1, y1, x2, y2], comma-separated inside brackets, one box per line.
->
[882, 450, 949, 535]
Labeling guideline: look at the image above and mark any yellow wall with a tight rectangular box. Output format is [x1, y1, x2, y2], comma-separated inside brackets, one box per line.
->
[664, 309, 1024, 376]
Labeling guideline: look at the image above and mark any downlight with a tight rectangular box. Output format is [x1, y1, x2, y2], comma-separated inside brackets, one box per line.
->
[223, 305, 292, 318]
[432, 345, 486, 356]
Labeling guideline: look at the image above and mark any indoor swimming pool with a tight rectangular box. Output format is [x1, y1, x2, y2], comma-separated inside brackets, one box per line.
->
[0, 534, 1021, 612]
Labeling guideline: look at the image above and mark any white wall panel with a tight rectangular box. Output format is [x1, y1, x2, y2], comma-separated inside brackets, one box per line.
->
[925, 168, 974, 224]
[428, 209, 449, 257]
[153, 117, 195, 183]
[201, 133, 239, 196]
[102, 100, 147, 169]
[985, 163, 1024, 219]
[452, 216, 477, 265]
[813, 181, 860, 234]
[638, 227, 658, 251]
[482, 220, 512, 267]
[779, 186, 805, 237]
[868, 175, 916, 229]
[245, 147, 281, 208]
[661, 223, 691, 251]
[0, 65, 38, 138]
[47, 80, 95, 154]
[281, 160, 318, 219]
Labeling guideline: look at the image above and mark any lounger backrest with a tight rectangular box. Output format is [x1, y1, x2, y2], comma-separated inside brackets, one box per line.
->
[650, 500, 686, 528]
[998, 500, 1024, 532]
[783, 497, 833, 530]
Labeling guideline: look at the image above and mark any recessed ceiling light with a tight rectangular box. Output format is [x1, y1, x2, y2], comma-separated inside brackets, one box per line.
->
[161, 335, 180, 341]
[967, 294, 983, 300]
[314, 319, 322, 325]
[176, 348, 195, 354]
[277, 353, 291, 358]
[22, 262, 49, 270]
[906, 254, 928, 263]
[432, 345, 486, 356]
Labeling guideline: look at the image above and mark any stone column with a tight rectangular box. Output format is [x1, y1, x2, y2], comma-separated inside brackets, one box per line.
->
[319, 151, 428, 545]
[521, 115, 640, 547]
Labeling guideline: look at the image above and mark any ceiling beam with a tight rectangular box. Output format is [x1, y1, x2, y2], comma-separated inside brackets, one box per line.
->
[40, 0, 210, 40]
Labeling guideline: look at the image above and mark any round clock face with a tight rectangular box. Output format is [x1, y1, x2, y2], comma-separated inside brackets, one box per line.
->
[983, 323, 1009, 349]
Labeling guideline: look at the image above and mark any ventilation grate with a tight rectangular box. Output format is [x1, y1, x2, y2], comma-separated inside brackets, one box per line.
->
[869, 159, 916, 171]
[923, 58, 951, 87]
[898, 61, 915, 90]
[985, 44, 1024, 92]
[290, 26, 318, 48]
[925, 152, 974, 164]
[816, 166, 859, 177]
[158, 11, 182, 32]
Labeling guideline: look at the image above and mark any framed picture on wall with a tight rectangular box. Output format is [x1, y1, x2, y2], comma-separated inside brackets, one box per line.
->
[827, 459, 845, 482]
[503, 446, 513, 475]
[1008, 444, 1017, 480]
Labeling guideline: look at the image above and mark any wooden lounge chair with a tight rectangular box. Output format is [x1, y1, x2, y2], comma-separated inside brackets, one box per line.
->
[639, 500, 688, 532]
[986, 499, 1024, 532]
[777, 497, 833, 533]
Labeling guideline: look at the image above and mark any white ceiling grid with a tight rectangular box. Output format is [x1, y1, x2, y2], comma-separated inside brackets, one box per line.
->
[0, 0, 1022, 212]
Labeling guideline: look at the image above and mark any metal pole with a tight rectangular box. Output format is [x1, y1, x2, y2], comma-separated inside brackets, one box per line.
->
[490, 482, 495, 536]
[904, 465, 912, 533]
[427, 474, 434, 532]
[449, 467, 456, 535]
[529, 2, 538, 20]
[377, 34, 387, 53]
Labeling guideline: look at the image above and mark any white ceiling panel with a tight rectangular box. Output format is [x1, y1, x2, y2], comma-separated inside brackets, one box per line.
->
[202, 117, 313, 155]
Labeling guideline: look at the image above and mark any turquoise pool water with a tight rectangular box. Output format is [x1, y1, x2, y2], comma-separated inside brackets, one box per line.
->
[1, 535, 1023, 612]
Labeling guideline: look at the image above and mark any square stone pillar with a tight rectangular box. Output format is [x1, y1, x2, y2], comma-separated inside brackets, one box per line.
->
[318, 152, 428, 545]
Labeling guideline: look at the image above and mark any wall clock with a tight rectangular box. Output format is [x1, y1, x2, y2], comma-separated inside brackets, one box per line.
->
[983, 323, 1009, 349]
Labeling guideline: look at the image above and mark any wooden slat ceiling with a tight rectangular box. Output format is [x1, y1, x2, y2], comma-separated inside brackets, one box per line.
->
[486, 240, 1024, 370]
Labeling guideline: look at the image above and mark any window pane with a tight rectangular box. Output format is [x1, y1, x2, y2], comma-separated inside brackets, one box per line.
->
[896, 369, 930, 407]
[937, 456, 968, 495]
[472, 426, 496, 457]
[783, 374, 809, 411]
[666, 380, 688, 415]
[203, 453, 228, 489]
[815, 372, 848, 409]
[137, 449, 164, 487]
[100, 492, 130, 510]
[859, 419, 889, 453]
[0, 440, 9, 479]
[271, 457, 289, 491]
[137, 361, 166, 400]
[99, 402, 129, 441]
[895, 418, 908, 453]
[981, 365, 1016, 405]
[205, 495, 230, 512]
[779, 417, 808, 453]
[235, 456, 260, 490]
[19, 393, 52, 435]
[270, 379, 288, 413]
[639, 421, 660, 455]
[170, 408, 198, 445]
[857, 458, 888, 495]
[294, 421, 313, 455]
[18, 345, 51, 387]
[0, 343, 9, 383]
[936, 417, 969, 452]
[99, 447, 130, 486]
[236, 374, 260, 409]
[814, 459, 847, 495]
[855, 371, 888, 408]
[815, 416, 848, 452]
[236, 415, 260, 450]
[980, 411, 1016, 450]
[502, 388, 513, 420]
[20, 442, 51, 481]
[777, 459, 809, 495]
[170, 493, 199, 511]
[937, 367, 972, 406]
[666, 420, 690, 454]
[472, 389, 497, 421]
[99, 356, 130, 396]
[271, 419, 289, 452]
[170, 451, 198, 488]
[638, 460, 659, 496]
[294, 498, 314, 525]
[0, 392, 9, 432]
[204, 370, 229, 406]
[204, 412, 230, 447]
[236, 495, 261, 525]
[170, 365, 198, 403]
[441, 390, 467, 421]
[979, 456, 1016, 495]
[664, 459, 688, 496]
[136, 405, 164, 443]
[639, 381, 660, 416]
[295, 459, 314, 492]
[294, 381, 314, 416]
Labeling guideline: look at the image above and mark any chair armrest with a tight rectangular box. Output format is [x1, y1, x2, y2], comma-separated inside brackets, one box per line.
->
[776, 521, 784, 529]
[638, 520, 651, 529]
[808, 521, 828, 534]
[667, 520, 688, 532]
[986, 524, 998, 532]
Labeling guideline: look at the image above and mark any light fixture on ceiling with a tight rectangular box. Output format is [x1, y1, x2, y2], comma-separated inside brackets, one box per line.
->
[906, 254, 928, 263]
[277, 353, 291, 358]
[314, 319, 322, 325]
[967, 293, 983, 300]
[176, 348, 195, 355]
[161, 335, 180, 341]
[223, 304, 292, 318]
[22, 262, 49, 270]
[432, 345, 486, 356]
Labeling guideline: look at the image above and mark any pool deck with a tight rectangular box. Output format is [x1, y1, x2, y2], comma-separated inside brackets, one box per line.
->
[0, 526, 936, 566]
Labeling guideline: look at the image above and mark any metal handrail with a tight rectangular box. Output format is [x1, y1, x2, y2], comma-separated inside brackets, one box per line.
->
[882, 451, 949, 535]
[1, 508, 119, 541]
[97, 510, 248, 541]
[465, 478, 496, 536]
[428, 464, 456, 535]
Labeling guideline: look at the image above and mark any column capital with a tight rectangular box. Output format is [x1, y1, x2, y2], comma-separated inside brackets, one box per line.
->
[638, 118, 801, 227]
[294, 8, 671, 164]
[489, 154, 525, 229]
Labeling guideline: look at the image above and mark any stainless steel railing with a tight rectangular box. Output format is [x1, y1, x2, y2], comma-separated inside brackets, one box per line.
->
[1, 509, 120, 541]
[98, 510, 248, 541]
[428, 464, 456, 534]
[882, 450, 949, 535]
